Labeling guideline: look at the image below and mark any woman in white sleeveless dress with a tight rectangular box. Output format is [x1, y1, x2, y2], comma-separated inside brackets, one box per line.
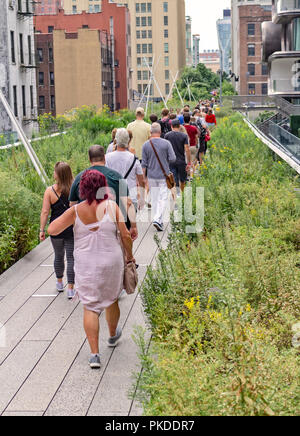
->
[48, 170, 135, 369]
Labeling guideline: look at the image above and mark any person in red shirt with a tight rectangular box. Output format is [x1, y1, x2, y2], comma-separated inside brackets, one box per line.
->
[184, 114, 199, 163]
[205, 109, 217, 129]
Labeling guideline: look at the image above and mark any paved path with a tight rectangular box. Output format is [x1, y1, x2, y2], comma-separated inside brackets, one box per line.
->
[0, 211, 170, 416]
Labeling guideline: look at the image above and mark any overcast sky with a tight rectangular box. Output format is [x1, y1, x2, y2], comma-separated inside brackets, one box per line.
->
[185, 0, 231, 51]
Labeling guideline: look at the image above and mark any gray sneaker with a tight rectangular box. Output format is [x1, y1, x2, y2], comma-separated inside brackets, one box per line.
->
[56, 281, 64, 292]
[89, 354, 101, 369]
[67, 288, 75, 300]
[108, 326, 122, 347]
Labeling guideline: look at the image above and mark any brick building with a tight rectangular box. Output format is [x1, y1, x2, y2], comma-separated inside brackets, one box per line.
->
[231, 0, 272, 95]
[34, 1, 132, 115]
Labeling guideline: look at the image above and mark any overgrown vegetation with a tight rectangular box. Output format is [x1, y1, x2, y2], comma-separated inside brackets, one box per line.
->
[0, 106, 135, 273]
[134, 113, 300, 416]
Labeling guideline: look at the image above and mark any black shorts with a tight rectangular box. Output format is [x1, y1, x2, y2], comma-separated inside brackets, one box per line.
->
[170, 163, 187, 185]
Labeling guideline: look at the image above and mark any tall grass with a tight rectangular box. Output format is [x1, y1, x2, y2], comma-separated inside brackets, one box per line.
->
[134, 113, 300, 416]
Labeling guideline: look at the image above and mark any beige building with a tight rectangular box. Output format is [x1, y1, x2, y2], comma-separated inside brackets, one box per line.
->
[53, 29, 110, 114]
[67, 0, 187, 102]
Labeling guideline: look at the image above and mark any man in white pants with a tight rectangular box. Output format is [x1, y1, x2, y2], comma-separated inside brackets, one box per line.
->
[141, 123, 176, 232]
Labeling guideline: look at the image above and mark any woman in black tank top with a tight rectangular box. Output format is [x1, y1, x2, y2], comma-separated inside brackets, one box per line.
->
[40, 162, 75, 299]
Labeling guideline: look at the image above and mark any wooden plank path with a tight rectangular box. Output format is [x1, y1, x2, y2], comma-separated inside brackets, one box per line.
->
[0, 209, 170, 416]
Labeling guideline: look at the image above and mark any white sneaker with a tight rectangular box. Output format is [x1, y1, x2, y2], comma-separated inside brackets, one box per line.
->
[67, 288, 75, 300]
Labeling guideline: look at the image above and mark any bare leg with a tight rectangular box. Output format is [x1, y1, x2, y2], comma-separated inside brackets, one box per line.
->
[105, 300, 120, 337]
[83, 308, 100, 354]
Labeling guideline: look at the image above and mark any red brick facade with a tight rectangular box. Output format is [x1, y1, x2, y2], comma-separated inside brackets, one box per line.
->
[239, 4, 272, 95]
[34, 0, 131, 110]
[35, 33, 56, 117]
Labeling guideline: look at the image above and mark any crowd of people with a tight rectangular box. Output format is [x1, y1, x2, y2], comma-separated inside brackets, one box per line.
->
[40, 99, 217, 369]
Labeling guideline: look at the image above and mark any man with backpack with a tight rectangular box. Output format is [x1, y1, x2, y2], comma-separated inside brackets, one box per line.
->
[158, 108, 172, 138]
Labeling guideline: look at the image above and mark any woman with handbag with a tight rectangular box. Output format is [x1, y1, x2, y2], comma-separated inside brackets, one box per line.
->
[48, 170, 136, 369]
[40, 162, 75, 299]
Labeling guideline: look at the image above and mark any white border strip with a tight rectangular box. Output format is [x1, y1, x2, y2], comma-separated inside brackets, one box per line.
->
[0, 131, 67, 150]
[243, 117, 300, 175]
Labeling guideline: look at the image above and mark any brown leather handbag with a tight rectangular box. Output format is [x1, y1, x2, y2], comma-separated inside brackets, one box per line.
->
[149, 140, 175, 190]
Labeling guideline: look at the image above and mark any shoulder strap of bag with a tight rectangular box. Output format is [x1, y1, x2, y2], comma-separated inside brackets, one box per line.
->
[149, 140, 168, 178]
[124, 156, 138, 180]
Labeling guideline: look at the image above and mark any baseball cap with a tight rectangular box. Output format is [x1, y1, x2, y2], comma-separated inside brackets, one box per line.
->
[136, 107, 145, 115]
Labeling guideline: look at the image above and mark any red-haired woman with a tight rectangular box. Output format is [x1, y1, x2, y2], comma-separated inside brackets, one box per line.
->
[48, 170, 134, 369]
[40, 162, 75, 299]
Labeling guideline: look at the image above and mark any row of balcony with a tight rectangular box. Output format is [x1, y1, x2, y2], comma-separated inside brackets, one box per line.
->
[265, 1, 300, 97]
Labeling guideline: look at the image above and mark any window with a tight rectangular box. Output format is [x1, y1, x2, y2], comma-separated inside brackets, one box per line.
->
[37, 48, 43, 62]
[94, 4, 100, 12]
[142, 43, 147, 53]
[141, 17, 146, 26]
[51, 95, 55, 110]
[137, 57, 141, 66]
[148, 16, 152, 26]
[248, 63, 255, 76]
[137, 70, 142, 80]
[49, 47, 53, 62]
[13, 86, 18, 117]
[165, 70, 169, 80]
[48, 26, 54, 33]
[141, 3, 146, 13]
[148, 30, 152, 38]
[143, 70, 148, 80]
[261, 63, 268, 75]
[28, 35, 32, 65]
[19, 34, 24, 64]
[138, 84, 142, 94]
[72, 5, 77, 13]
[39, 71, 44, 86]
[50, 71, 54, 86]
[248, 23, 255, 36]
[137, 44, 141, 54]
[136, 3, 140, 13]
[163, 2, 168, 13]
[248, 44, 255, 56]
[164, 29, 168, 38]
[248, 83, 255, 95]
[148, 44, 152, 53]
[22, 85, 26, 117]
[164, 43, 169, 53]
[30, 85, 34, 110]
[39, 95, 45, 109]
[136, 17, 140, 27]
[136, 30, 140, 38]
[165, 83, 170, 95]
[147, 2, 151, 12]
[164, 16, 168, 26]
[142, 30, 147, 38]
[164, 56, 169, 66]
[262, 83, 268, 95]
[10, 31, 15, 63]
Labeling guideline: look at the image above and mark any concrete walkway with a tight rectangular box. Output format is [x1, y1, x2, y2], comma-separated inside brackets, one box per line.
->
[0, 213, 170, 416]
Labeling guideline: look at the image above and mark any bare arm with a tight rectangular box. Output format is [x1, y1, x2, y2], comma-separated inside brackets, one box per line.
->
[108, 202, 134, 262]
[40, 187, 52, 241]
[185, 143, 192, 165]
[48, 207, 75, 236]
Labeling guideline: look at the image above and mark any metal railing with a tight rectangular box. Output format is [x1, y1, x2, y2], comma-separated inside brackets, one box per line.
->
[231, 95, 300, 116]
[268, 120, 300, 161]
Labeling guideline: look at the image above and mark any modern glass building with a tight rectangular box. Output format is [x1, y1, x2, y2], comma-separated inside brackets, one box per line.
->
[217, 9, 231, 74]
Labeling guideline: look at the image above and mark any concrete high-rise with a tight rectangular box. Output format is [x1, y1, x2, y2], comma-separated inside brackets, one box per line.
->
[186, 16, 193, 67]
[0, 0, 37, 138]
[231, 0, 272, 95]
[108, 0, 186, 102]
[192, 34, 200, 67]
[217, 9, 231, 74]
